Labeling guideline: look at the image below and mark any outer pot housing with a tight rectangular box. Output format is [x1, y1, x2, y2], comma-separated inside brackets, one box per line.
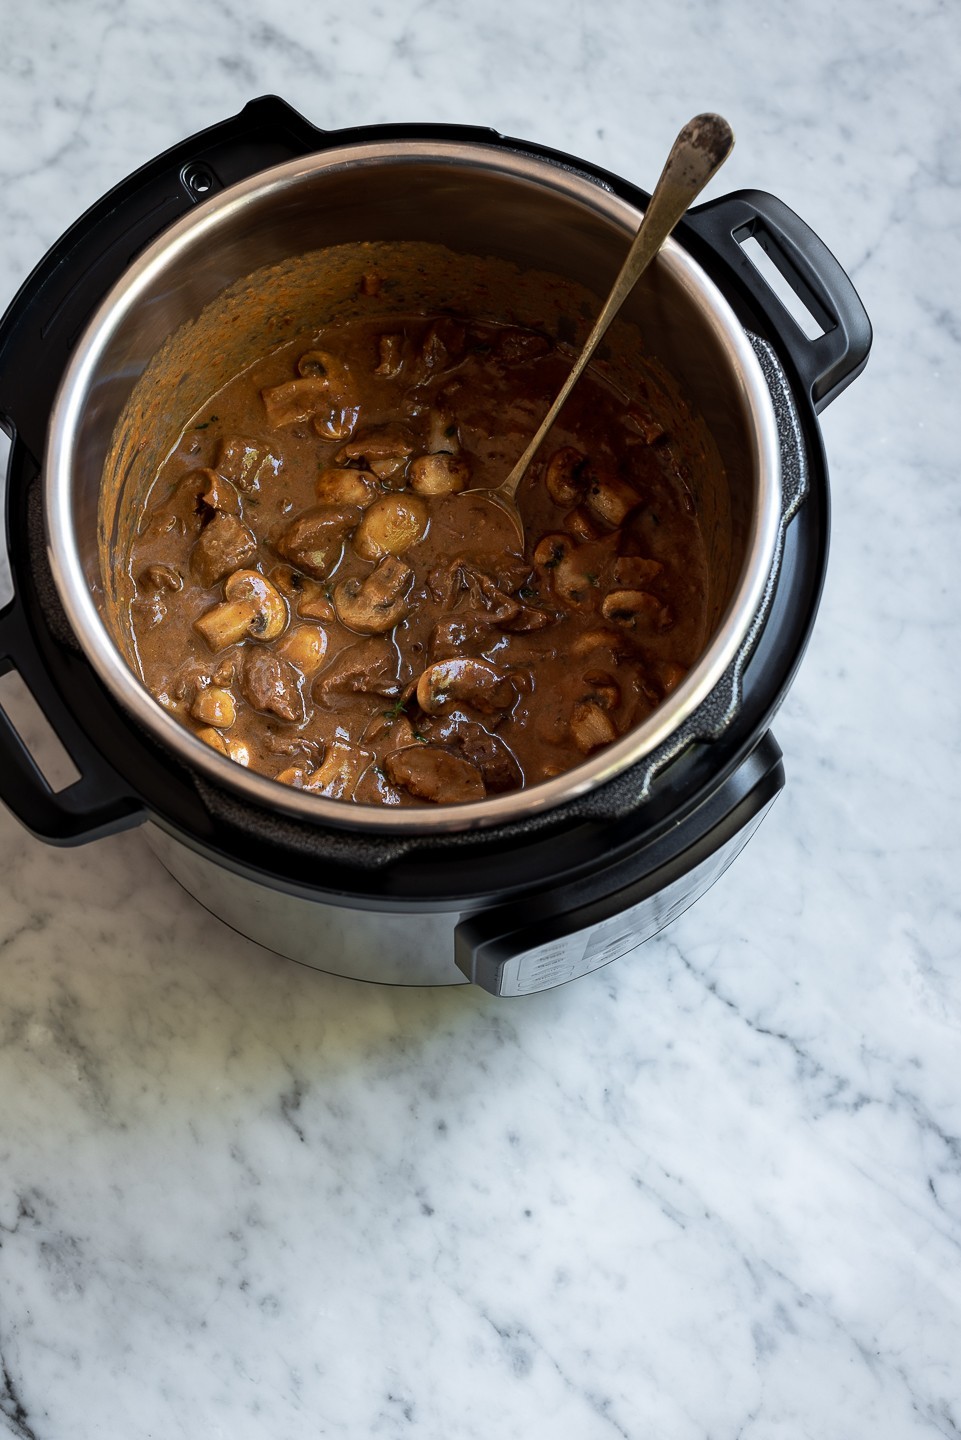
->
[0, 99, 871, 991]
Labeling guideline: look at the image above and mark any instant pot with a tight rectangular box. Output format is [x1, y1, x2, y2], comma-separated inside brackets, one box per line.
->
[0, 97, 871, 994]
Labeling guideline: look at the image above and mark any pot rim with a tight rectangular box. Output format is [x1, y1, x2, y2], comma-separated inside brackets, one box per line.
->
[45, 138, 782, 836]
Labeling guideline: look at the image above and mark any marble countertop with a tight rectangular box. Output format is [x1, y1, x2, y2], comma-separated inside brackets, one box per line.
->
[1, 1, 958, 1436]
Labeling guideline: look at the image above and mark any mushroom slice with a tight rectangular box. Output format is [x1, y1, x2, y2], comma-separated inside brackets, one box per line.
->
[570, 699, 619, 754]
[353, 494, 429, 562]
[316, 636, 401, 702]
[374, 333, 405, 377]
[296, 348, 349, 383]
[333, 555, 413, 635]
[564, 505, 604, 543]
[570, 627, 630, 659]
[314, 406, 360, 442]
[261, 376, 333, 428]
[138, 562, 183, 594]
[196, 726, 250, 766]
[534, 535, 595, 609]
[416, 657, 515, 717]
[191, 513, 258, 588]
[583, 471, 640, 530]
[409, 452, 470, 496]
[215, 437, 279, 493]
[269, 565, 335, 621]
[197, 469, 242, 517]
[190, 687, 237, 728]
[601, 589, 673, 632]
[579, 670, 621, 712]
[302, 742, 374, 801]
[240, 646, 305, 723]
[194, 569, 288, 652]
[315, 467, 378, 508]
[612, 555, 663, 588]
[385, 745, 485, 804]
[277, 624, 329, 677]
[545, 446, 588, 507]
[274, 505, 360, 580]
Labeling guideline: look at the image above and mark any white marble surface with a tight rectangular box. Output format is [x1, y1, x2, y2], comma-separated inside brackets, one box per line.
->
[1, 1, 959, 1436]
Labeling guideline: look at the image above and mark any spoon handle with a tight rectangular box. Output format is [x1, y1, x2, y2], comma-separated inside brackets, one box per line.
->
[502, 113, 735, 501]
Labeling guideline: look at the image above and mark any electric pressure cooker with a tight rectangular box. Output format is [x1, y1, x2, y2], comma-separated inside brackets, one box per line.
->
[0, 97, 871, 994]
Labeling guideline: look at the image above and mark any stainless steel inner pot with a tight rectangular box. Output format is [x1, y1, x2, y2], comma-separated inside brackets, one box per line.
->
[44, 140, 782, 834]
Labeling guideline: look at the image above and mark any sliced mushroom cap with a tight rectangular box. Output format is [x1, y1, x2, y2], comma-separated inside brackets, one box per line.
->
[415, 657, 515, 717]
[374, 333, 405, 377]
[269, 565, 335, 621]
[274, 505, 360, 580]
[138, 562, 183, 594]
[315, 467, 378, 508]
[224, 570, 287, 640]
[352, 494, 429, 562]
[197, 469, 242, 517]
[533, 533, 574, 572]
[333, 555, 413, 635]
[579, 670, 621, 712]
[296, 349, 351, 393]
[612, 555, 663, 588]
[570, 699, 619, 754]
[534, 535, 595, 609]
[409, 452, 470, 496]
[314, 406, 360, 441]
[601, 589, 673, 631]
[301, 742, 374, 801]
[277, 624, 329, 676]
[385, 745, 485, 804]
[583, 471, 641, 530]
[193, 569, 287, 651]
[190, 686, 237, 728]
[545, 446, 588, 507]
[261, 376, 333, 428]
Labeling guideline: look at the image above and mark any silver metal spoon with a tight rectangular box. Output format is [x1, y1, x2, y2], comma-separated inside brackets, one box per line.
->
[471, 112, 735, 545]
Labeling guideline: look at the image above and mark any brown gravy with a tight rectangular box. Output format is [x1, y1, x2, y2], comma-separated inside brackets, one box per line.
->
[122, 305, 710, 806]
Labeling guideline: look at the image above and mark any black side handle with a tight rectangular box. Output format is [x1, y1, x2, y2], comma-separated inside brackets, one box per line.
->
[684, 189, 872, 412]
[0, 591, 144, 845]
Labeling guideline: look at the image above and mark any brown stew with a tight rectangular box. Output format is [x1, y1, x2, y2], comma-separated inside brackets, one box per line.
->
[123, 310, 709, 806]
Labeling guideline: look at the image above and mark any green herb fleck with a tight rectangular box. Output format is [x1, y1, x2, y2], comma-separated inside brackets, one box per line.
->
[518, 586, 538, 600]
[383, 697, 408, 722]
[586, 572, 600, 587]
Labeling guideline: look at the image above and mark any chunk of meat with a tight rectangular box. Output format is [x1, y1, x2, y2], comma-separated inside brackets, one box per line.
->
[385, 745, 485, 803]
[315, 637, 401, 703]
[216, 436, 279, 493]
[191, 514, 257, 588]
[430, 717, 523, 793]
[274, 505, 360, 579]
[240, 647, 305, 723]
